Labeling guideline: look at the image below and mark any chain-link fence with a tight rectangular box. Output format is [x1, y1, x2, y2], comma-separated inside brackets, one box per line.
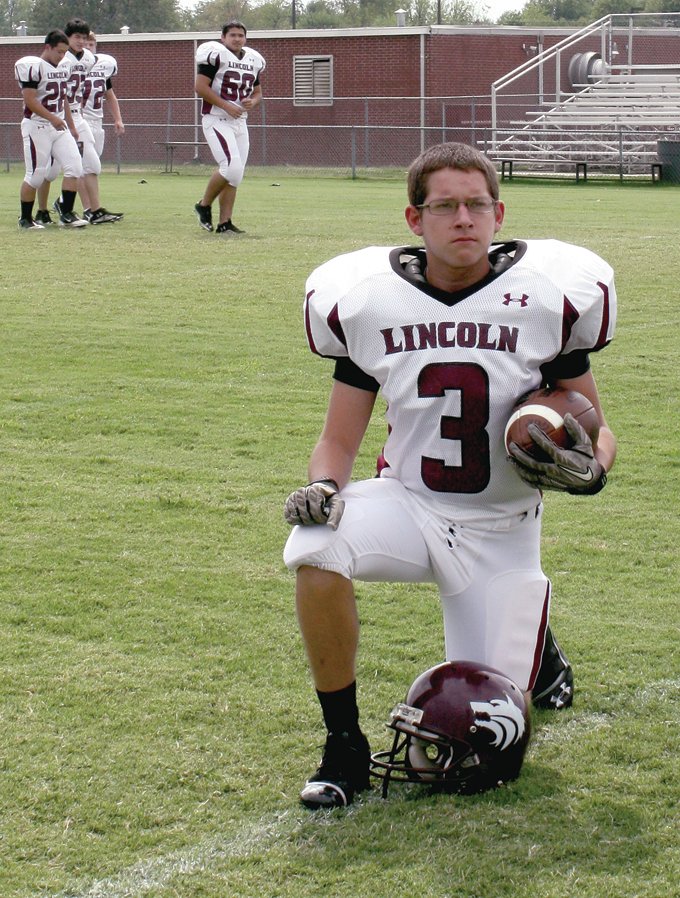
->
[0, 94, 497, 178]
[0, 14, 680, 176]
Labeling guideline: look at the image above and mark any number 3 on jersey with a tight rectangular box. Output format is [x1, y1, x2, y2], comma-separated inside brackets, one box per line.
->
[418, 362, 490, 494]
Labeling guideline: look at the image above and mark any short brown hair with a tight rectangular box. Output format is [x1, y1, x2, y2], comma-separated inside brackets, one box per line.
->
[407, 143, 500, 207]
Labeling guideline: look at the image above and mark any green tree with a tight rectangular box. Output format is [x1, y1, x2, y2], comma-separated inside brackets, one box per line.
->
[190, 0, 248, 29]
[497, 9, 526, 23]
[29, 0, 184, 34]
[642, 0, 680, 10]
[514, 0, 593, 23]
[299, 0, 341, 27]
[248, 0, 293, 28]
[407, 0, 488, 24]
[0, 0, 32, 35]
[592, 0, 644, 13]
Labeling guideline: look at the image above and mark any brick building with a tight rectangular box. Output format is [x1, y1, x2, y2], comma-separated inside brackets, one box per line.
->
[2, 24, 678, 169]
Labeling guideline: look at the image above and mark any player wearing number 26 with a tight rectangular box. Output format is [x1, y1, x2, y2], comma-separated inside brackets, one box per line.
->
[14, 30, 84, 228]
[283, 142, 618, 809]
[193, 21, 265, 235]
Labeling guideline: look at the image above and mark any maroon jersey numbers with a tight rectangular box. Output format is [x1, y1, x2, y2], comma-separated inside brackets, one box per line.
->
[220, 70, 256, 103]
[418, 362, 491, 494]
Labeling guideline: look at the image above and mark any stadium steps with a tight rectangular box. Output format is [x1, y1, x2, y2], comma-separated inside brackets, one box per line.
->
[486, 71, 680, 178]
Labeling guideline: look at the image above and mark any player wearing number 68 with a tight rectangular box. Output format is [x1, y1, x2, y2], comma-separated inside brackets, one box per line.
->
[193, 21, 265, 235]
[283, 142, 617, 810]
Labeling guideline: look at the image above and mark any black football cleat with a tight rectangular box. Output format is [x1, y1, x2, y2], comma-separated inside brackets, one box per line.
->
[215, 219, 245, 234]
[533, 626, 574, 710]
[18, 217, 45, 230]
[88, 208, 120, 224]
[57, 210, 88, 228]
[300, 730, 371, 809]
[194, 202, 213, 231]
[34, 209, 55, 225]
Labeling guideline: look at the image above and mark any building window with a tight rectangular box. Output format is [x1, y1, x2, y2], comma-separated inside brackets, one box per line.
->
[293, 56, 333, 106]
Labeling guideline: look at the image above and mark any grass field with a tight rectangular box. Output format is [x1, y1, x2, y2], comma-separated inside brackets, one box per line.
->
[1, 167, 679, 898]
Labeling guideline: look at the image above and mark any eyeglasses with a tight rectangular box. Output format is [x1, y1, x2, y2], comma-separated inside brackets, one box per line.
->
[416, 198, 497, 216]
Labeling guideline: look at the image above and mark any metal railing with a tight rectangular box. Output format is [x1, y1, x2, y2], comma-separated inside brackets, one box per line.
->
[491, 13, 680, 146]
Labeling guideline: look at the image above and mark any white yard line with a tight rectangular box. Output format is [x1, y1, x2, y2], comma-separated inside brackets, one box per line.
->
[47, 679, 679, 897]
[47, 811, 300, 898]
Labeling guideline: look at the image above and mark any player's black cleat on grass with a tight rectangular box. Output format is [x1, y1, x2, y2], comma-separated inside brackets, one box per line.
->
[88, 208, 122, 224]
[18, 217, 45, 230]
[532, 626, 574, 710]
[215, 219, 245, 234]
[300, 730, 371, 809]
[34, 209, 55, 225]
[194, 202, 213, 231]
[57, 210, 88, 228]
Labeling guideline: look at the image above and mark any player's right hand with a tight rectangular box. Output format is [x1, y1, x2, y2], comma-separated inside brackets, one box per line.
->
[52, 116, 67, 131]
[284, 479, 345, 530]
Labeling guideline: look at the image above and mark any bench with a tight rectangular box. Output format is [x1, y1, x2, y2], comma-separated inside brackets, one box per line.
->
[499, 158, 663, 182]
[154, 141, 208, 173]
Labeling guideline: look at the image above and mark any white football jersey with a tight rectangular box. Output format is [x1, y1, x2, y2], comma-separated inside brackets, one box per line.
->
[303, 240, 616, 520]
[195, 40, 265, 118]
[15, 55, 70, 121]
[61, 47, 95, 112]
[82, 53, 118, 120]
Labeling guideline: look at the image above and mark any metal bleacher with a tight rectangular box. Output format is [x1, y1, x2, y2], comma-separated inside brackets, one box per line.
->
[486, 14, 680, 180]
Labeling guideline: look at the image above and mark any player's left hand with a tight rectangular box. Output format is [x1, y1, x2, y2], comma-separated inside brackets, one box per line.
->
[508, 413, 607, 494]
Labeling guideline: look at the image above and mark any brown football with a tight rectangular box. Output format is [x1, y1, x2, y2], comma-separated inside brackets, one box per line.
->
[504, 387, 600, 461]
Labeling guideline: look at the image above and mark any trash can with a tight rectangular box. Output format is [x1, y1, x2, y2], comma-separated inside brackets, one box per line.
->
[657, 140, 680, 184]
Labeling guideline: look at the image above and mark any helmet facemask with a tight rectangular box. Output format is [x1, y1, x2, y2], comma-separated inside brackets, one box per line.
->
[370, 661, 530, 798]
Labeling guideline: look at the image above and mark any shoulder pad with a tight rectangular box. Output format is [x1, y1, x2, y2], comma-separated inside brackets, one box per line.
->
[196, 41, 224, 67]
[15, 56, 45, 82]
[519, 239, 617, 352]
[304, 247, 398, 357]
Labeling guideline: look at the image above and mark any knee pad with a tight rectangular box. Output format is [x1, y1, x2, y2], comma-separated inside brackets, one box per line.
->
[24, 167, 48, 189]
[218, 157, 244, 187]
[46, 156, 61, 182]
[62, 157, 84, 179]
[81, 142, 101, 176]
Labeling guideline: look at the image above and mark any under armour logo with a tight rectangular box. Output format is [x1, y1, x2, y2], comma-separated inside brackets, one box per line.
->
[502, 293, 529, 307]
[470, 694, 526, 750]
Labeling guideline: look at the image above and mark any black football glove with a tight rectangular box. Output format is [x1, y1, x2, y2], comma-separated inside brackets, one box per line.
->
[508, 413, 607, 495]
[284, 478, 345, 530]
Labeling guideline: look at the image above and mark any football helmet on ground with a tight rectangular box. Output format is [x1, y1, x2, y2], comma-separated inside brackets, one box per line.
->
[370, 660, 530, 797]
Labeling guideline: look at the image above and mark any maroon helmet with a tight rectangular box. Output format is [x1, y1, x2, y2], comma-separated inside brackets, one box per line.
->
[370, 660, 530, 796]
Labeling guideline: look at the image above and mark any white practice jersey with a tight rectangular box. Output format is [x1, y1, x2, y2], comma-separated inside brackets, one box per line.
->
[82, 53, 118, 120]
[195, 40, 265, 118]
[15, 55, 70, 121]
[303, 239, 616, 521]
[61, 47, 95, 113]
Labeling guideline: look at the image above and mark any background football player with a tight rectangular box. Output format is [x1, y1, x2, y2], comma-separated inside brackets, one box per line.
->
[15, 29, 86, 229]
[80, 31, 125, 222]
[193, 20, 265, 234]
[35, 19, 121, 226]
[283, 142, 617, 810]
